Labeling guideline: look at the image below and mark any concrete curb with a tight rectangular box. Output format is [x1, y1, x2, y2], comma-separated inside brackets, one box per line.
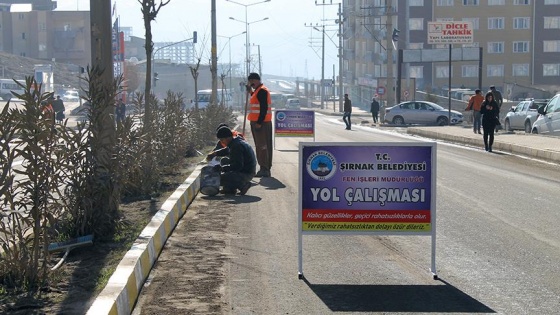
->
[407, 128, 560, 164]
[86, 164, 203, 315]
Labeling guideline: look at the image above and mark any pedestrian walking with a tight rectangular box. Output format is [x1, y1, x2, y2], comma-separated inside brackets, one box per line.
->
[52, 95, 65, 124]
[370, 96, 380, 125]
[246, 72, 273, 178]
[480, 92, 500, 152]
[489, 85, 503, 132]
[115, 99, 126, 123]
[215, 126, 256, 195]
[343, 94, 352, 130]
[466, 89, 484, 134]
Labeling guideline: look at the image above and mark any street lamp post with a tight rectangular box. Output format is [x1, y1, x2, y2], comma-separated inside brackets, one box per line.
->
[226, 0, 270, 78]
[219, 31, 246, 108]
[313, 25, 326, 110]
[152, 32, 197, 88]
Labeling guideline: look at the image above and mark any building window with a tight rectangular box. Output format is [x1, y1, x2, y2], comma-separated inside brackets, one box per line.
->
[409, 18, 424, 31]
[544, 17, 560, 29]
[409, 43, 424, 49]
[20, 52, 26, 57]
[462, 18, 479, 29]
[487, 42, 504, 53]
[489, 0, 505, 4]
[487, 65, 504, 77]
[436, 66, 450, 78]
[513, 41, 529, 53]
[463, 42, 479, 48]
[513, 17, 530, 29]
[409, 0, 424, 5]
[22, 33, 26, 40]
[463, 0, 479, 5]
[513, 0, 530, 4]
[543, 64, 560, 76]
[462, 65, 477, 77]
[545, 0, 560, 4]
[544, 40, 560, 52]
[437, 0, 453, 5]
[488, 18, 504, 29]
[513, 64, 529, 76]
[409, 66, 424, 78]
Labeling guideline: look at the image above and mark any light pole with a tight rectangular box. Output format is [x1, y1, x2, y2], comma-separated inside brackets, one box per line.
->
[152, 32, 197, 88]
[229, 16, 268, 76]
[218, 31, 246, 108]
[226, 0, 270, 78]
[313, 25, 326, 109]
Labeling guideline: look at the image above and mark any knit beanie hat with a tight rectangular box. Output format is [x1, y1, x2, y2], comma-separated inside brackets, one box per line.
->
[216, 126, 233, 138]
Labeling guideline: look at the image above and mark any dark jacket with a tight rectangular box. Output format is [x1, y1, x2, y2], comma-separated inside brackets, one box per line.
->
[480, 100, 499, 124]
[221, 137, 256, 174]
[344, 98, 352, 113]
[370, 99, 380, 113]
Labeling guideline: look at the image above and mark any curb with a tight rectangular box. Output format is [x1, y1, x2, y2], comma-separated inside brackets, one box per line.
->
[86, 164, 204, 315]
[407, 128, 560, 164]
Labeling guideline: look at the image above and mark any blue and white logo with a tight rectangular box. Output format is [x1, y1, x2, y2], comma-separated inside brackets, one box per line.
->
[306, 150, 337, 181]
[276, 111, 287, 121]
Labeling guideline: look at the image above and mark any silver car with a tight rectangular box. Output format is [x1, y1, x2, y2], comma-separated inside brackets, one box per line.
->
[384, 101, 463, 126]
[504, 99, 547, 133]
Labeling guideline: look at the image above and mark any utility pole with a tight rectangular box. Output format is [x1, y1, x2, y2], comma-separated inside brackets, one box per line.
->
[386, 0, 395, 114]
[90, 0, 117, 217]
[337, 2, 343, 112]
[211, 0, 218, 105]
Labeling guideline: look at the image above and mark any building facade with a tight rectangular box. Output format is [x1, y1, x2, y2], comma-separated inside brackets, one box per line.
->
[343, 0, 560, 105]
[0, 9, 91, 68]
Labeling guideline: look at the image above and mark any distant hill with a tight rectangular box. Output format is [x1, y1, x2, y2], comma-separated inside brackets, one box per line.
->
[0, 51, 83, 92]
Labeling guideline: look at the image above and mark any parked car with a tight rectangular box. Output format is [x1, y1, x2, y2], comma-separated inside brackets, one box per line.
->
[384, 101, 463, 126]
[531, 94, 560, 135]
[285, 98, 300, 109]
[63, 90, 80, 102]
[504, 99, 548, 133]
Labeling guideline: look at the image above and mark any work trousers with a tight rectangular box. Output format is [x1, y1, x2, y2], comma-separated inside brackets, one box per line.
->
[250, 121, 273, 171]
[221, 171, 254, 191]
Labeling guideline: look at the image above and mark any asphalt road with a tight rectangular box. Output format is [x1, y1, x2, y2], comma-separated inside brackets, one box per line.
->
[133, 113, 560, 314]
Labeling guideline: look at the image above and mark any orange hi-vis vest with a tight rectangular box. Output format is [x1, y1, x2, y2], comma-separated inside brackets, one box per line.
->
[247, 85, 272, 122]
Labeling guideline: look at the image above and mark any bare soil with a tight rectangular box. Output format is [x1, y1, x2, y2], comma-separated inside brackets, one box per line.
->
[0, 158, 199, 315]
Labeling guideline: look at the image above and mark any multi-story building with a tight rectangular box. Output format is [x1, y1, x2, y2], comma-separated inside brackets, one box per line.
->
[0, 8, 90, 69]
[153, 41, 195, 65]
[0, 0, 57, 11]
[343, 0, 560, 106]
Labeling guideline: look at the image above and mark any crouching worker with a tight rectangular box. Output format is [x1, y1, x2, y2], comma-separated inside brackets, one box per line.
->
[215, 126, 256, 195]
[207, 123, 245, 162]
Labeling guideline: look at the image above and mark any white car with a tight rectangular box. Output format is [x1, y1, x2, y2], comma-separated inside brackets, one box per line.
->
[63, 90, 80, 102]
[384, 101, 463, 126]
[285, 98, 300, 109]
[531, 94, 560, 135]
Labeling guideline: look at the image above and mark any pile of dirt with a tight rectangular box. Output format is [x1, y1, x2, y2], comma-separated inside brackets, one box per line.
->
[0, 51, 83, 89]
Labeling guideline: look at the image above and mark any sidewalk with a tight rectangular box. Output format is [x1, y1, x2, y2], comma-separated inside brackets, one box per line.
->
[406, 125, 560, 164]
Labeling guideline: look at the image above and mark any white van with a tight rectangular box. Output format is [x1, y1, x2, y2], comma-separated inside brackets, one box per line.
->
[0, 78, 25, 101]
[196, 89, 232, 109]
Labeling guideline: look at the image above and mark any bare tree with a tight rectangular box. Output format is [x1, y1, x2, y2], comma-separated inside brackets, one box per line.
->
[138, 0, 170, 130]
[188, 34, 208, 110]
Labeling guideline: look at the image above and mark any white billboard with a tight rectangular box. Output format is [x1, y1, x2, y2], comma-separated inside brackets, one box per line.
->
[428, 21, 473, 45]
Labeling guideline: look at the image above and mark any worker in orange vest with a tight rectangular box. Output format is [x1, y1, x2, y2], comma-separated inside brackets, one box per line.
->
[246, 72, 272, 178]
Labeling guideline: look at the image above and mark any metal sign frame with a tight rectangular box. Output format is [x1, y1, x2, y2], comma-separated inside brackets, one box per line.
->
[298, 142, 437, 280]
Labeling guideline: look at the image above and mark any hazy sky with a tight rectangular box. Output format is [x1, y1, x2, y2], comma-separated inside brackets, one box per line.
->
[56, 0, 340, 79]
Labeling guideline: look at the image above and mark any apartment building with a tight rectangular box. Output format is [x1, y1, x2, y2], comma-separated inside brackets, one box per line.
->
[343, 0, 560, 105]
[0, 9, 91, 68]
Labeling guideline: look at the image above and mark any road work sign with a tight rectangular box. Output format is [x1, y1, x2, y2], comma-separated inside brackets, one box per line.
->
[428, 21, 473, 44]
[297, 142, 438, 279]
